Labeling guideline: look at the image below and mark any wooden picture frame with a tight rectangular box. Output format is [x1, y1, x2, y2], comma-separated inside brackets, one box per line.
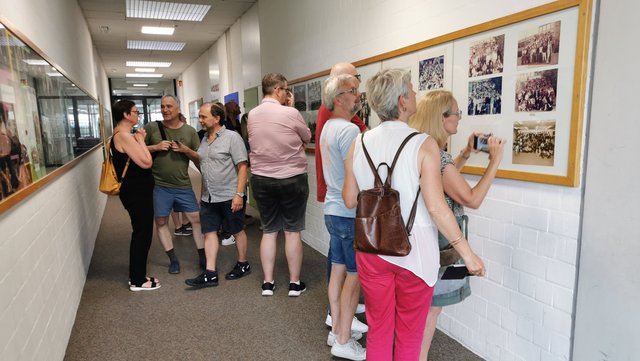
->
[289, 0, 592, 186]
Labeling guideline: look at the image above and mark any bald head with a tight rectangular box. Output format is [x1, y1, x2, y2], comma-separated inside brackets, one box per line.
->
[330, 62, 357, 77]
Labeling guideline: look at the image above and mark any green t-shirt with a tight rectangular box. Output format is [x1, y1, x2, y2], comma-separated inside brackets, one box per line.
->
[144, 121, 201, 188]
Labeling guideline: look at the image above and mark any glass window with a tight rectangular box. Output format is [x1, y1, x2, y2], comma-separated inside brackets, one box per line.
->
[0, 22, 102, 204]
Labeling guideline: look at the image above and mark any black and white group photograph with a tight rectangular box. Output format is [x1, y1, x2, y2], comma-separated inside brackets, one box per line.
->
[307, 80, 322, 111]
[517, 20, 561, 69]
[418, 55, 445, 90]
[468, 35, 505, 77]
[512, 120, 556, 166]
[467, 77, 502, 115]
[515, 69, 558, 112]
[293, 84, 307, 112]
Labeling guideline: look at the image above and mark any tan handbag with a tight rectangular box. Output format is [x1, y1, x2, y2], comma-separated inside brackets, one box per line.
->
[99, 138, 130, 195]
[354, 132, 420, 257]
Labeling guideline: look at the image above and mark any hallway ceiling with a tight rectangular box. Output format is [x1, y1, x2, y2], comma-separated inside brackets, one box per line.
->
[78, 0, 256, 96]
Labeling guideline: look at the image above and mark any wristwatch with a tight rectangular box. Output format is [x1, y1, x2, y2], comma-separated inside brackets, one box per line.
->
[235, 192, 245, 198]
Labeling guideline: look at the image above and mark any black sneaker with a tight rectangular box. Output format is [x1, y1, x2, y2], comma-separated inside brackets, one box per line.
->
[225, 262, 251, 280]
[174, 225, 192, 236]
[184, 222, 193, 231]
[288, 281, 307, 297]
[261, 281, 275, 296]
[185, 272, 218, 288]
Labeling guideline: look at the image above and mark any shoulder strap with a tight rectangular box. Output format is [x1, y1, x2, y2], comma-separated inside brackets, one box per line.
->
[109, 134, 131, 182]
[360, 133, 383, 188]
[156, 121, 167, 141]
[387, 132, 420, 185]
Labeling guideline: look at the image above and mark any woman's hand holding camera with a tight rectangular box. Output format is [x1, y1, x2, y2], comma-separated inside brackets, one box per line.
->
[486, 135, 505, 163]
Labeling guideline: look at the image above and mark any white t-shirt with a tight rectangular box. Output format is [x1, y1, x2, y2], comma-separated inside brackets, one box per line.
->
[320, 118, 359, 218]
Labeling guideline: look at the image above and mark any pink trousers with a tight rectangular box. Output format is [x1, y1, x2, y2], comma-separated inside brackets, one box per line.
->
[357, 252, 433, 361]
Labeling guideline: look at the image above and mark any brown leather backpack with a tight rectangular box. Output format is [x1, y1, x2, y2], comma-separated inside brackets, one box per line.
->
[354, 132, 420, 257]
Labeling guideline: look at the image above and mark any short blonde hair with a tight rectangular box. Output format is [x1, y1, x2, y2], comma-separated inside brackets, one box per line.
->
[409, 90, 456, 148]
[365, 68, 411, 122]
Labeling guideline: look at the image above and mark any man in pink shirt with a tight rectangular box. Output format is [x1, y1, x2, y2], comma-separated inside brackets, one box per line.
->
[248, 72, 312, 297]
[315, 63, 368, 203]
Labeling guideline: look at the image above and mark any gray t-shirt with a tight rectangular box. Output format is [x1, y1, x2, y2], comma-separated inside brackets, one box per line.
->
[198, 126, 248, 203]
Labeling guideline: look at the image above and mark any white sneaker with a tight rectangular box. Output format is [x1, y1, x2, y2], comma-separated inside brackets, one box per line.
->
[355, 303, 365, 314]
[221, 234, 236, 246]
[327, 331, 363, 347]
[325, 314, 369, 334]
[330, 338, 366, 360]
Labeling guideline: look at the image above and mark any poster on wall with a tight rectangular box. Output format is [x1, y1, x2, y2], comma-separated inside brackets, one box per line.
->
[293, 84, 307, 112]
[307, 81, 322, 111]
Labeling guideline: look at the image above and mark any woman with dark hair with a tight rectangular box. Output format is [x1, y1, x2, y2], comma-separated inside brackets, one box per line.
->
[342, 69, 485, 360]
[112, 99, 159, 291]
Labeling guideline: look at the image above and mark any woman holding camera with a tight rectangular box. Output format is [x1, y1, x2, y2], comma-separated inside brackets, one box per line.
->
[112, 99, 159, 291]
[343, 70, 485, 360]
[409, 90, 504, 360]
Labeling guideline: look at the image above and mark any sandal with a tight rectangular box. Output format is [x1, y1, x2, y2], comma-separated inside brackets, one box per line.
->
[129, 277, 161, 292]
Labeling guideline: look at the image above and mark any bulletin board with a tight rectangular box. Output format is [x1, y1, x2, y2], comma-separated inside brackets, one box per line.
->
[289, 0, 592, 186]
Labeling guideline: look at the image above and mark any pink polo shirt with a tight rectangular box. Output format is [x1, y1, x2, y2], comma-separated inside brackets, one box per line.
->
[248, 98, 311, 179]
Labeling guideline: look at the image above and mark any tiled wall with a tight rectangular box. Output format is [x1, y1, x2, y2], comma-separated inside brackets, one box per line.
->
[0, 150, 107, 360]
[303, 154, 580, 361]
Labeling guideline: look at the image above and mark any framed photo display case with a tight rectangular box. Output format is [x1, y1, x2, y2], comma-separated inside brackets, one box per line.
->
[289, 0, 591, 186]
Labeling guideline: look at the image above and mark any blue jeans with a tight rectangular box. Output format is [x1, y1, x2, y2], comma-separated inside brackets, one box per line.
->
[325, 215, 357, 273]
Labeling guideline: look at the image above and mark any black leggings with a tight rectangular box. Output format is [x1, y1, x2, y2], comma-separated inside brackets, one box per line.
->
[119, 182, 154, 286]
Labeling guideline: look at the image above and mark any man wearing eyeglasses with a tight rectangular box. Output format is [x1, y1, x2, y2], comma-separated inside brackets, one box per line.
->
[247, 73, 312, 297]
[316, 62, 368, 332]
[320, 74, 367, 360]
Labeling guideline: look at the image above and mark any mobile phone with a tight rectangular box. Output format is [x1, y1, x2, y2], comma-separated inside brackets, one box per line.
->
[441, 265, 471, 280]
[174, 140, 181, 145]
[131, 125, 138, 134]
[473, 134, 490, 153]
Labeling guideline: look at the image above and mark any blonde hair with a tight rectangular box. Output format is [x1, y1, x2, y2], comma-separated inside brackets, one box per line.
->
[409, 90, 456, 149]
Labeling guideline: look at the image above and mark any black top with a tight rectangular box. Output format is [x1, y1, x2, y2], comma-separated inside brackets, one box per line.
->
[111, 136, 154, 190]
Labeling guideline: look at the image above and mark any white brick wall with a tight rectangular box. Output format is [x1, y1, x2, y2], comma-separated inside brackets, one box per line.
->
[0, 150, 106, 360]
[302, 157, 581, 361]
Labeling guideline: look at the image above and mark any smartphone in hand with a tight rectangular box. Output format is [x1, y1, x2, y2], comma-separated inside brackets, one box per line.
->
[441, 265, 471, 280]
[473, 134, 490, 153]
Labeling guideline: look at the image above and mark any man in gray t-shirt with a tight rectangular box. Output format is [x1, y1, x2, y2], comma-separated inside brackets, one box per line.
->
[185, 102, 250, 288]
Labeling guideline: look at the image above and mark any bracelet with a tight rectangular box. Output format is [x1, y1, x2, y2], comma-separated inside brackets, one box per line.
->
[450, 233, 464, 246]
[460, 150, 470, 160]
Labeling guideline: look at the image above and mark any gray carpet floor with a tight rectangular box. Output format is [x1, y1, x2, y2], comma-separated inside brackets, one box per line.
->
[64, 172, 483, 360]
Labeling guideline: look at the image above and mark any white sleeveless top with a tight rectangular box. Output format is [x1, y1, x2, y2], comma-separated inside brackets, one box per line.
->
[352, 120, 440, 286]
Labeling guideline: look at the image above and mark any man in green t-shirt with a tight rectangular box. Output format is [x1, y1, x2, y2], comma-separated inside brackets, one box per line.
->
[144, 95, 205, 274]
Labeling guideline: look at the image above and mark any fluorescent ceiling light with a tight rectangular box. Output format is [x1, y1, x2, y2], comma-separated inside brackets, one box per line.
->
[22, 59, 49, 66]
[127, 40, 185, 51]
[134, 67, 155, 73]
[133, 84, 148, 87]
[126, 61, 171, 67]
[126, 73, 163, 78]
[47, 72, 63, 77]
[126, 0, 211, 22]
[141, 26, 174, 35]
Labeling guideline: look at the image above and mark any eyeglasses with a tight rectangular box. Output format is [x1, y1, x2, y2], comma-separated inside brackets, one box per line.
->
[354, 74, 362, 81]
[130, 110, 140, 115]
[278, 86, 290, 93]
[443, 110, 463, 117]
[336, 87, 359, 97]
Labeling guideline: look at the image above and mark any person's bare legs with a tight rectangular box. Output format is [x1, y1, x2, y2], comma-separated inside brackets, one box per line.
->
[337, 273, 361, 344]
[284, 230, 303, 282]
[170, 211, 181, 229]
[420, 306, 443, 361]
[203, 231, 219, 271]
[260, 231, 278, 282]
[155, 216, 174, 251]
[234, 230, 248, 262]
[184, 211, 204, 249]
[328, 264, 347, 334]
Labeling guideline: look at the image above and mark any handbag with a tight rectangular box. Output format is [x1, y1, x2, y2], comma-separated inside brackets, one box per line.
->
[99, 137, 130, 195]
[439, 214, 468, 266]
[354, 132, 420, 257]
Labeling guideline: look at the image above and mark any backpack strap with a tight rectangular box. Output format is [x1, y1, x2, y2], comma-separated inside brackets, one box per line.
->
[388, 132, 420, 184]
[156, 121, 168, 140]
[360, 133, 384, 188]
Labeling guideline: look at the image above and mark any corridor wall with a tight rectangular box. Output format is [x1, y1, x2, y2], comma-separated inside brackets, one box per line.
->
[0, 0, 111, 360]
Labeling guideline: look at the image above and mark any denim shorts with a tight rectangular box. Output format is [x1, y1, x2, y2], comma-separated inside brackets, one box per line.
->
[325, 215, 357, 273]
[153, 186, 200, 217]
[250, 173, 309, 233]
[200, 200, 245, 235]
